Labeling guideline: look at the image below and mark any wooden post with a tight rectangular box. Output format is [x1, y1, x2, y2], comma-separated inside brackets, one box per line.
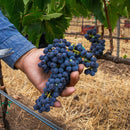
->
[101, 24, 104, 39]
[0, 60, 10, 129]
[94, 17, 97, 28]
[117, 18, 120, 57]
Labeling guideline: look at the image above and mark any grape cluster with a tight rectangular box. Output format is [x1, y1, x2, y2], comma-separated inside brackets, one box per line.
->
[33, 39, 98, 112]
[84, 28, 105, 56]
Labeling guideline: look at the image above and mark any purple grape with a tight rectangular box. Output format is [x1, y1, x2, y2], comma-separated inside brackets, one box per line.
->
[34, 38, 99, 112]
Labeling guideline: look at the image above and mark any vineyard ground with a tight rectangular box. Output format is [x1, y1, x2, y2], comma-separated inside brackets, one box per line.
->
[0, 40, 129, 129]
[1, 59, 129, 130]
[0, 25, 130, 130]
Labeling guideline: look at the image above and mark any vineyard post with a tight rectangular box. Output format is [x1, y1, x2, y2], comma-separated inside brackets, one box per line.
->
[103, 0, 114, 54]
[0, 61, 9, 129]
[101, 24, 104, 39]
[94, 17, 97, 28]
[117, 18, 120, 57]
[82, 16, 84, 31]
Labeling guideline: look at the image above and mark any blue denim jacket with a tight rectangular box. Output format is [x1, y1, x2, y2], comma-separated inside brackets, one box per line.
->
[0, 9, 36, 69]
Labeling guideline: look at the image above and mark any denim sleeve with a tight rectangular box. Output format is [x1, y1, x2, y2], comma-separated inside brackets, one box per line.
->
[0, 9, 36, 69]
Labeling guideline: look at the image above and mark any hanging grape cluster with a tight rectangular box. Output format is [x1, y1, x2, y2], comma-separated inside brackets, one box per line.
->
[84, 28, 105, 57]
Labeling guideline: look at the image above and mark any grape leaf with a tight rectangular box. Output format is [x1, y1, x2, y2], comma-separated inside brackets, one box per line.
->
[80, 0, 105, 23]
[66, 0, 89, 17]
[103, 0, 129, 30]
[33, 0, 51, 10]
[44, 15, 71, 43]
[41, 13, 63, 21]
[0, 0, 24, 31]
[124, 0, 130, 17]
[24, 22, 44, 47]
[23, 9, 42, 25]
[23, 0, 30, 5]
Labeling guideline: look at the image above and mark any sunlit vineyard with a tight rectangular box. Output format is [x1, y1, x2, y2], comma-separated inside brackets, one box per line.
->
[2, 27, 129, 129]
[0, 0, 130, 129]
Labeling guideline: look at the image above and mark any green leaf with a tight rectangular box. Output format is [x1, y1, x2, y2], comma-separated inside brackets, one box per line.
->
[49, 0, 55, 12]
[23, 9, 42, 25]
[110, 0, 128, 16]
[124, 0, 130, 17]
[0, 0, 24, 31]
[33, 0, 51, 10]
[103, 0, 128, 30]
[123, 54, 127, 59]
[44, 15, 70, 43]
[56, 0, 66, 12]
[104, 5, 119, 30]
[24, 22, 44, 46]
[67, 0, 89, 17]
[80, 0, 105, 23]
[125, 0, 130, 13]
[23, 7, 45, 46]
[23, 0, 29, 5]
[41, 13, 63, 21]
[24, 0, 33, 14]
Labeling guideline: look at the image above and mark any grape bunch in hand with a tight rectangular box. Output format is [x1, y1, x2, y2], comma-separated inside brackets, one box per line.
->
[34, 39, 98, 112]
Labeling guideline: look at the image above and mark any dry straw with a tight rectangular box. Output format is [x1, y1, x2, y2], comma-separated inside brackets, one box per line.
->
[1, 28, 130, 129]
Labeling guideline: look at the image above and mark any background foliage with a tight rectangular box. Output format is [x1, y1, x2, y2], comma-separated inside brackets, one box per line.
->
[0, 0, 129, 46]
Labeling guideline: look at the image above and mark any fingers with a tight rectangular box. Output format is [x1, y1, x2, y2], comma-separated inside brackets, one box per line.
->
[53, 87, 75, 107]
[61, 87, 75, 97]
[53, 100, 62, 107]
[78, 64, 84, 74]
[60, 64, 84, 97]
[69, 71, 80, 86]
[69, 64, 84, 86]
[47, 64, 84, 107]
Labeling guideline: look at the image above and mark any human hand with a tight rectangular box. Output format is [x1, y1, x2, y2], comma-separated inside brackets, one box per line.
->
[15, 48, 84, 107]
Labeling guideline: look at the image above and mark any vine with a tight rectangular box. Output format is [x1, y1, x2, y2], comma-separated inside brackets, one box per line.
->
[0, 0, 129, 51]
[103, 0, 113, 54]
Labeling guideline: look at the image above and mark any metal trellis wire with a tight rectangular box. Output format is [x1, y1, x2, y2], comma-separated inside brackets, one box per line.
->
[0, 89, 63, 130]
